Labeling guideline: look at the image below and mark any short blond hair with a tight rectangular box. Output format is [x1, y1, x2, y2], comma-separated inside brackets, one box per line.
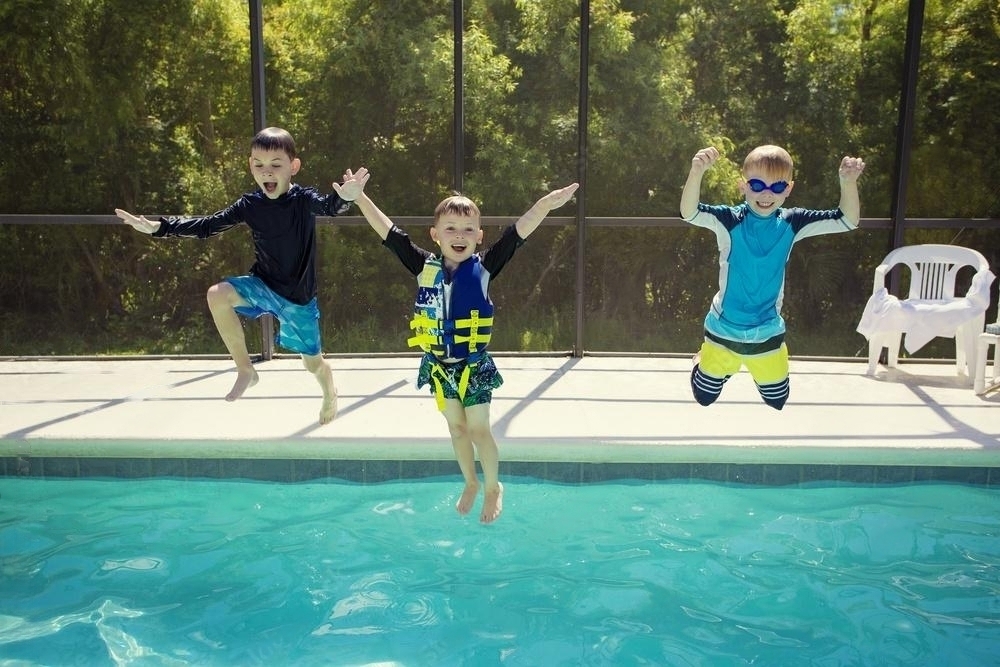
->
[434, 194, 481, 223]
[743, 145, 793, 181]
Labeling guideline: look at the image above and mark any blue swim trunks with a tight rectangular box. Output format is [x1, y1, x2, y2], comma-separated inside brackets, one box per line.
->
[225, 276, 322, 356]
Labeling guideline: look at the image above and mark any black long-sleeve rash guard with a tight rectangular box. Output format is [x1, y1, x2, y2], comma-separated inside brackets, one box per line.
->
[154, 184, 351, 305]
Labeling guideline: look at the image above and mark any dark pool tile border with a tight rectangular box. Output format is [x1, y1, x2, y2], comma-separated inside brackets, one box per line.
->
[4, 456, 1000, 487]
[836, 465, 878, 485]
[912, 465, 991, 485]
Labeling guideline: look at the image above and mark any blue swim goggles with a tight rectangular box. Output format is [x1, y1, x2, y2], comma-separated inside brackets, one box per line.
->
[746, 178, 789, 194]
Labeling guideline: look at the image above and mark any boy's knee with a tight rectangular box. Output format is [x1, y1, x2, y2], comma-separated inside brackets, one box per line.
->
[691, 366, 725, 407]
[447, 420, 470, 440]
[206, 281, 234, 306]
[693, 390, 719, 407]
[763, 395, 787, 410]
[757, 379, 789, 410]
[468, 424, 493, 443]
[301, 353, 326, 373]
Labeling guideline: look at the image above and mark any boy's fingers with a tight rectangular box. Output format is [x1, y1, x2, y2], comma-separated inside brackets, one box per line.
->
[840, 156, 865, 175]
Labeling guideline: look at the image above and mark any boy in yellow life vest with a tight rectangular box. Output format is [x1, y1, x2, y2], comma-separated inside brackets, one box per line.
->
[337, 169, 578, 524]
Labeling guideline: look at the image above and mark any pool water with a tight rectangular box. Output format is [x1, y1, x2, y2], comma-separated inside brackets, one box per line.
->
[1, 477, 999, 666]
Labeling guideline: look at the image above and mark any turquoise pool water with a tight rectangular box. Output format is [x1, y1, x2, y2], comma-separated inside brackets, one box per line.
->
[1, 477, 999, 666]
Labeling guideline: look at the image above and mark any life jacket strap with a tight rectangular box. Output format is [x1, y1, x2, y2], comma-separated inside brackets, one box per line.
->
[408, 310, 493, 351]
[453, 310, 492, 347]
[407, 313, 439, 350]
[427, 360, 477, 412]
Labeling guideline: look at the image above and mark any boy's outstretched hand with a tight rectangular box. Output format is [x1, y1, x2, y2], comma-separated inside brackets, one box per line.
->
[516, 182, 580, 239]
[838, 156, 865, 181]
[539, 182, 580, 211]
[115, 208, 160, 234]
[333, 167, 370, 201]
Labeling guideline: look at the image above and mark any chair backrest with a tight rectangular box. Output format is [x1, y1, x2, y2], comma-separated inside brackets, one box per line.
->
[879, 244, 989, 300]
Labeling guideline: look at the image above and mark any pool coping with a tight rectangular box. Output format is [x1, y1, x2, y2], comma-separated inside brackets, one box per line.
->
[2, 355, 998, 485]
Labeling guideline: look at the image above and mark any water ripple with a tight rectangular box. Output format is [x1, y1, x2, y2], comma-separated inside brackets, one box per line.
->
[2, 478, 1000, 665]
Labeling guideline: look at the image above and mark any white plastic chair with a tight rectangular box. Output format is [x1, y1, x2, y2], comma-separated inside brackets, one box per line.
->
[974, 320, 1000, 395]
[864, 244, 992, 378]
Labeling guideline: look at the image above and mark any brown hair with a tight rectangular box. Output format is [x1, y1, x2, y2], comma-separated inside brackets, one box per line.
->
[433, 194, 481, 223]
[251, 127, 297, 160]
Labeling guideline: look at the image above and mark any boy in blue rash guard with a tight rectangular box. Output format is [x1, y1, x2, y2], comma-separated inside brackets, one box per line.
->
[338, 169, 578, 523]
[679, 144, 865, 410]
[116, 127, 367, 425]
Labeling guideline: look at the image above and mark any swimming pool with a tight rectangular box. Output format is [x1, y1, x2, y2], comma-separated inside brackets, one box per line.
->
[2, 477, 999, 665]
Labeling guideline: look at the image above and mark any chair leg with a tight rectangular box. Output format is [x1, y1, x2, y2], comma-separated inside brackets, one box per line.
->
[965, 327, 976, 380]
[887, 334, 901, 368]
[958, 315, 985, 380]
[977, 333, 1000, 395]
[867, 334, 901, 374]
[969, 314, 984, 376]
[975, 334, 990, 394]
[993, 339, 1000, 384]
[956, 328, 967, 375]
[867, 337, 884, 375]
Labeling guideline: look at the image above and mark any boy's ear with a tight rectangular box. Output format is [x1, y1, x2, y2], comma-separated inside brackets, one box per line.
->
[430, 226, 440, 244]
[476, 228, 484, 244]
[290, 157, 302, 175]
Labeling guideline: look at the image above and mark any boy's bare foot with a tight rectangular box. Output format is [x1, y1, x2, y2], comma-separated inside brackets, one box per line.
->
[480, 483, 503, 524]
[456, 481, 480, 515]
[319, 388, 338, 425]
[225, 368, 259, 401]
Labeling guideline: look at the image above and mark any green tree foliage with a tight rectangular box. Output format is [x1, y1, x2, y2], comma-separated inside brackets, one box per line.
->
[913, 0, 1000, 218]
[0, 0, 253, 353]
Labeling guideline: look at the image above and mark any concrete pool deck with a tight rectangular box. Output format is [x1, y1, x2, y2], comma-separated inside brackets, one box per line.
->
[1, 355, 998, 471]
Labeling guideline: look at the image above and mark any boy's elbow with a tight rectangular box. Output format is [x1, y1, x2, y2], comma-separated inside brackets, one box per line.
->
[679, 196, 699, 220]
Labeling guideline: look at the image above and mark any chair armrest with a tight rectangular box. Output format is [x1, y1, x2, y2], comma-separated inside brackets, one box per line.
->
[872, 264, 891, 292]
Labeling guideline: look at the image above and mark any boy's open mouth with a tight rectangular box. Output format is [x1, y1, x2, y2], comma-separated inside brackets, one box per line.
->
[451, 242, 468, 252]
[755, 200, 776, 211]
[263, 182, 278, 194]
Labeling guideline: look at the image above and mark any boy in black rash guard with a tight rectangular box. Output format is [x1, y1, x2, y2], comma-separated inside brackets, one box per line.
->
[116, 127, 367, 425]
[337, 168, 578, 523]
